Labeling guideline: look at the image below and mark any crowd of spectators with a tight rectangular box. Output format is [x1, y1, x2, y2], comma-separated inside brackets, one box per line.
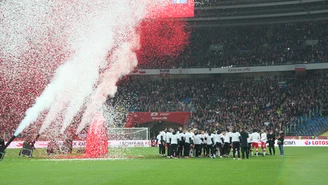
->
[2, 19, 328, 138]
[112, 72, 328, 134]
[138, 21, 328, 69]
[283, 73, 328, 118]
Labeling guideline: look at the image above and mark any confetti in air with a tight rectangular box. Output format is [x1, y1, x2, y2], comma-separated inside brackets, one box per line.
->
[0, 0, 170, 137]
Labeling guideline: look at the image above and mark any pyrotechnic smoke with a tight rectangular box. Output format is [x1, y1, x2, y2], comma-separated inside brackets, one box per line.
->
[0, 0, 169, 136]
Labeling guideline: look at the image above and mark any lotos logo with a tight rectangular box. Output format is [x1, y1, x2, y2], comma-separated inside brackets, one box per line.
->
[150, 112, 158, 116]
[305, 141, 311, 145]
[304, 140, 328, 146]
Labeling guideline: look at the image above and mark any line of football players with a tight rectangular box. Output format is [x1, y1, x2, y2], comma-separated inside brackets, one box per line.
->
[156, 128, 277, 159]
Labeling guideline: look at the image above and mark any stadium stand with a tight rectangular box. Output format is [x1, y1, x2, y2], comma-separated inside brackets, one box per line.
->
[138, 21, 328, 69]
[112, 71, 328, 136]
[1, 0, 328, 139]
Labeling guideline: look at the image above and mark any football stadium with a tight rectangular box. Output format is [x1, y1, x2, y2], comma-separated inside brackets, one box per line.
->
[1, 0, 328, 184]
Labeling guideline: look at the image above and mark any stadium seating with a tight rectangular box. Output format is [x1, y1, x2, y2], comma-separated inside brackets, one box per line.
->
[288, 116, 328, 136]
[138, 21, 328, 69]
[112, 72, 328, 136]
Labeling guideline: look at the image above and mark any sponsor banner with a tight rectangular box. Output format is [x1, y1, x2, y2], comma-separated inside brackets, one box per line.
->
[227, 67, 251, 73]
[274, 139, 328, 147]
[160, 69, 170, 77]
[285, 136, 328, 139]
[6, 139, 327, 148]
[129, 63, 328, 75]
[295, 64, 306, 72]
[110, 140, 151, 148]
[125, 112, 190, 127]
[6, 140, 151, 149]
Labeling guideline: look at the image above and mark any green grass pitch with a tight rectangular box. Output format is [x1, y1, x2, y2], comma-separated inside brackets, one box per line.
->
[1, 147, 328, 185]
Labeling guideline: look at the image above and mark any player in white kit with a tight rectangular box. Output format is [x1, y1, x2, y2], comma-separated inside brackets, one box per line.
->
[250, 129, 260, 156]
[260, 130, 267, 156]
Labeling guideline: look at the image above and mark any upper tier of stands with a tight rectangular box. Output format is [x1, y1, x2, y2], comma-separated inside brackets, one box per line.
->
[138, 21, 328, 69]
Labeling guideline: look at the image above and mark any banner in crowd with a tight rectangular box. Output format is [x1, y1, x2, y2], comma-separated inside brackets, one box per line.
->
[5, 140, 151, 149]
[129, 63, 328, 75]
[274, 139, 328, 147]
[125, 112, 190, 127]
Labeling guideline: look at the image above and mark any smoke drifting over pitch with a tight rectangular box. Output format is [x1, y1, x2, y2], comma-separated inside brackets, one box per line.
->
[0, 0, 169, 136]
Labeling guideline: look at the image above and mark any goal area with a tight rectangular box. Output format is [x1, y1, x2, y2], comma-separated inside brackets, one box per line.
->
[107, 128, 149, 141]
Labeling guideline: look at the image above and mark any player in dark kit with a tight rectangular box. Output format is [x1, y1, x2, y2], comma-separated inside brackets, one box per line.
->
[240, 128, 249, 159]
[267, 130, 276, 155]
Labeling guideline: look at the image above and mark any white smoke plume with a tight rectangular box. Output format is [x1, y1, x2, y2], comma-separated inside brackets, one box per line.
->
[0, 0, 170, 136]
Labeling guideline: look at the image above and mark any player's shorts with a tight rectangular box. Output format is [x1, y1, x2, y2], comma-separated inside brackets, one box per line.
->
[251, 142, 259, 148]
[261, 142, 267, 148]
